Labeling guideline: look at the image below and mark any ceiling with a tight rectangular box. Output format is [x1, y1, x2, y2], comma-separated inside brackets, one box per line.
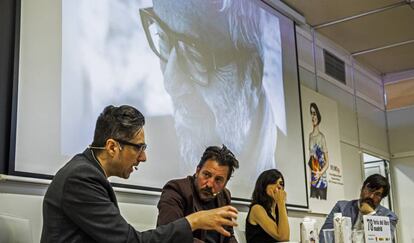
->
[282, 0, 414, 75]
[282, 0, 414, 109]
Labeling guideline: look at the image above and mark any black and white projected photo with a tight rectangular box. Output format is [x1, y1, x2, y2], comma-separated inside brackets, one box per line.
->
[15, 0, 306, 206]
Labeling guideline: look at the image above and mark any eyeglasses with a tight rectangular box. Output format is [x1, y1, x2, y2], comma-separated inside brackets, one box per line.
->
[116, 139, 147, 153]
[364, 187, 383, 199]
[139, 7, 239, 86]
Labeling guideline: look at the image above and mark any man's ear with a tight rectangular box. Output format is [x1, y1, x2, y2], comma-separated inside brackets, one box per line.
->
[105, 139, 119, 156]
[361, 183, 368, 191]
[195, 167, 201, 177]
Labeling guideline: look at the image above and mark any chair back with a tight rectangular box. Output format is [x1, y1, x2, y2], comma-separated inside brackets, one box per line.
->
[0, 214, 33, 243]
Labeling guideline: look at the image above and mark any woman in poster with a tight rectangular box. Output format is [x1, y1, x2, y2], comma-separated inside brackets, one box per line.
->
[308, 102, 329, 200]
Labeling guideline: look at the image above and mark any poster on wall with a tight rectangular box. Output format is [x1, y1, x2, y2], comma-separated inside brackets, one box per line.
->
[301, 85, 345, 214]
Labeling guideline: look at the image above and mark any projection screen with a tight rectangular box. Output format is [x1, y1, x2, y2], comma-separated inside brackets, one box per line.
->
[12, 0, 307, 207]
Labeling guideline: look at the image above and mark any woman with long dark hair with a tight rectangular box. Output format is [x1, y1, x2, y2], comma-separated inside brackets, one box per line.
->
[245, 169, 290, 242]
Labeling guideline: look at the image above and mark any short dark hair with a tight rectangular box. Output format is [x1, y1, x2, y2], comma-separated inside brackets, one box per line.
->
[362, 174, 390, 198]
[197, 145, 239, 180]
[91, 105, 145, 147]
[310, 102, 321, 125]
[251, 169, 285, 214]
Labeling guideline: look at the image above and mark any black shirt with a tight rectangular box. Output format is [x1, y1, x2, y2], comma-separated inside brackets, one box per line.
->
[245, 204, 279, 243]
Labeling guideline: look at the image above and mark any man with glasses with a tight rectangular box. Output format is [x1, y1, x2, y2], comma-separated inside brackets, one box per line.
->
[157, 145, 239, 243]
[319, 174, 398, 242]
[41, 105, 238, 243]
[139, 0, 286, 195]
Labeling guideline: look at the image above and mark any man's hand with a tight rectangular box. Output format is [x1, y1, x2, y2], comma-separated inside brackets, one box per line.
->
[185, 205, 238, 237]
[359, 202, 375, 215]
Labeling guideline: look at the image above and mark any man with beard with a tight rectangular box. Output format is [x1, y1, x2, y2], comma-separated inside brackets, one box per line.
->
[319, 174, 398, 242]
[157, 145, 239, 243]
[139, 0, 286, 194]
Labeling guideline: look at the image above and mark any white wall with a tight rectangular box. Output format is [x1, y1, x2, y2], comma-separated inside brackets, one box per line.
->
[388, 106, 414, 243]
[0, 193, 43, 242]
[391, 156, 414, 243]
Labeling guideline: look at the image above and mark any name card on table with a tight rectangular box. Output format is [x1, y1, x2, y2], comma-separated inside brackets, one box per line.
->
[363, 215, 391, 243]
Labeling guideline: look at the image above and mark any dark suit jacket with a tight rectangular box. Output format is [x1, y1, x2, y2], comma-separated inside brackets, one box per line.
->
[41, 148, 193, 243]
[157, 176, 237, 243]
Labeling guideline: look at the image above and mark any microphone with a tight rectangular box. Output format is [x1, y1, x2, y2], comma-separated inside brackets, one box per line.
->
[89, 145, 123, 151]
[88, 145, 105, 150]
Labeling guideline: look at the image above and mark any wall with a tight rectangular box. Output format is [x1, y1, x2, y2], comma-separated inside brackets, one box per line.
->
[391, 156, 414, 243]
[0, 23, 396, 243]
[295, 25, 387, 200]
[388, 105, 414, 243]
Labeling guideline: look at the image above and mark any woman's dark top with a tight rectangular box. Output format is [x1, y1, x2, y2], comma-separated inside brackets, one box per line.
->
[245, 204, 280, 243]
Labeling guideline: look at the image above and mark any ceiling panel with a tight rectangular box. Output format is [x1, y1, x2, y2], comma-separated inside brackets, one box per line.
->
[285, 0, 414, 75]
[282, 0, 403, 26]
[317, 5, 414, 53]
[355, 42, 414, 74]
[385, 78, 414, 110]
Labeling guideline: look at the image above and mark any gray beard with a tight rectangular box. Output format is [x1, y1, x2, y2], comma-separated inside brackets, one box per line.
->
[175, 65, 254, 160]
[171, 61, 275, 179]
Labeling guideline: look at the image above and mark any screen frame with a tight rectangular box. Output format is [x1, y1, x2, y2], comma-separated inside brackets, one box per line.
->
[6, 0, 309, 209]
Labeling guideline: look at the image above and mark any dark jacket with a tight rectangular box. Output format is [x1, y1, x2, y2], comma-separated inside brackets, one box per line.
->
[157, 176, 237, 243]
[41, 148, 193, 243]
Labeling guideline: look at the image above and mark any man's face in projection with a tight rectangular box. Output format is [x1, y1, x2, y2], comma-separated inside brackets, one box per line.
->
[147, 1, 262, 165]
